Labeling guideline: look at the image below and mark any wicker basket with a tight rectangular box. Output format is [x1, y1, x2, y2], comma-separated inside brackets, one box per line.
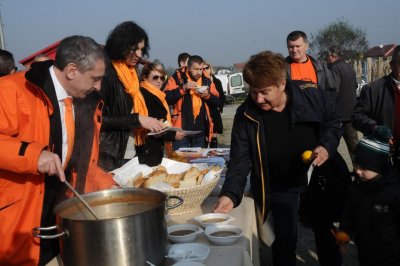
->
[164, 175, 220, 216]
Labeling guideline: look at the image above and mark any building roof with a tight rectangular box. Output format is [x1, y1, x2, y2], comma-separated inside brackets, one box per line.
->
[19, 40, 61, 67]
[365, 44, 397, 58]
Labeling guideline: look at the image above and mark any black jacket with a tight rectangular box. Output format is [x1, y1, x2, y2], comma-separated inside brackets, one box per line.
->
[352, 74, 396, 135]
[328, 59, 358, 121]
[220, 80, 342, 221]
[98, 63, 141, 171]
[136, 87, 176, 166]
[286, 54, 336, 92]
[340, 170, 400, 266]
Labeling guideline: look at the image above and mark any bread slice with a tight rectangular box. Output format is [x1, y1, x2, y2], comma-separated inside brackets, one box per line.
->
[144, 170, 167, 188]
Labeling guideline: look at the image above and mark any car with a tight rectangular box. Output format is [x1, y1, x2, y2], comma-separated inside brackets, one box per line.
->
[356, 75, 368, 98]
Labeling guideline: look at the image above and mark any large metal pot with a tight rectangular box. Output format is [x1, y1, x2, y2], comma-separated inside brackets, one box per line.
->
[33, 188, 182, 266]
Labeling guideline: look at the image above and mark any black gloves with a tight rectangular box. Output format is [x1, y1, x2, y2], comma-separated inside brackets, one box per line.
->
[372, 125, 392, 141]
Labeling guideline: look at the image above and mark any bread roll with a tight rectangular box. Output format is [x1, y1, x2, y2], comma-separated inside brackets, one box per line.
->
[183, 167, 200, 181]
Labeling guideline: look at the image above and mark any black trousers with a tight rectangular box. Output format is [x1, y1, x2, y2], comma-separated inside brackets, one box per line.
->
[270, 189, 301, 266]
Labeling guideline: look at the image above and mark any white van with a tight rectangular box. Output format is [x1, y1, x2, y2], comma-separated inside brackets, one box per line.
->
[215, 71, 245, 96]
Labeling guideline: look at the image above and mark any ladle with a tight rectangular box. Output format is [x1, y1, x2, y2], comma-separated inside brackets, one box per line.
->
[64, 180, 99, 220]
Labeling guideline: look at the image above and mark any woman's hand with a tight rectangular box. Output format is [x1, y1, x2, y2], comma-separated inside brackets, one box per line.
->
[312, 146, 329, 166]
[138, 115, 163, 132]
[213, 196, 234, 213]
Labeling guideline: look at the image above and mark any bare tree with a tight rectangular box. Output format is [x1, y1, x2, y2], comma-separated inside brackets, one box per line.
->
[310, 18, 369, 60]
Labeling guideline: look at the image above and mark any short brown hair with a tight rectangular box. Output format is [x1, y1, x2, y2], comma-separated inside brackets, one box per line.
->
[243, 51, 287, 89]
[140, 62, 166, 80]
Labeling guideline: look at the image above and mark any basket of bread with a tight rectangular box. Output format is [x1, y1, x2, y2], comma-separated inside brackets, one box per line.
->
[112, 158, 222, 215]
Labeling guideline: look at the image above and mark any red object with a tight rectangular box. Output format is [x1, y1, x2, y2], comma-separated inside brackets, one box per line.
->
[19, 40, 61, 67]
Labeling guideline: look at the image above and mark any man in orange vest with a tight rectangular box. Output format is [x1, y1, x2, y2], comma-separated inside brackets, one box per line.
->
[0, 36, 115, 266]
[164, 55, 220, 150]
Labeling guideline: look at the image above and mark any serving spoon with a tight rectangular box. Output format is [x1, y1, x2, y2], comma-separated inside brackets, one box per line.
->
[64, 180, 99, 220]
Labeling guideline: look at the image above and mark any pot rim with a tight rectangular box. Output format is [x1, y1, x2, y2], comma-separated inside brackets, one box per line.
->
[55, 188, 167, 221]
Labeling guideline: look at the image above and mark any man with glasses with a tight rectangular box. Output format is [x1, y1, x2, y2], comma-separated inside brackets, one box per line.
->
[164, 55, 220, 150]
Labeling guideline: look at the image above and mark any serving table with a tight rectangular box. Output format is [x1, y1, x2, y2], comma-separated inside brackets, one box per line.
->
[168, 196, 260, 266]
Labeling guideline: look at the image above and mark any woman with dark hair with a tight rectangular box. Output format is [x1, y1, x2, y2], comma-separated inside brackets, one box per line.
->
[99, 21, 163, 171]
[135, 62, 185, 166]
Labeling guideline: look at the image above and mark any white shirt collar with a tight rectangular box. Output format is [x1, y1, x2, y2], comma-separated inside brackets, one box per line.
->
[49, 66, 70, 101]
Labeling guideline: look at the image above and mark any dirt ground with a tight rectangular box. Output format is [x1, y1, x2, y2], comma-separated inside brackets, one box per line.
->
[218, 103, 359, 266]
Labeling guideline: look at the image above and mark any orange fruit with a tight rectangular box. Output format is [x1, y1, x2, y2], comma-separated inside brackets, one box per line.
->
[301, 150, 313, 164]
[335, 231, 350, 244]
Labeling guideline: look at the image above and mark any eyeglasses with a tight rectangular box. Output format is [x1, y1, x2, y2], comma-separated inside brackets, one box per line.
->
[203, 66, 210, 70]
[151, 75, 166, 81]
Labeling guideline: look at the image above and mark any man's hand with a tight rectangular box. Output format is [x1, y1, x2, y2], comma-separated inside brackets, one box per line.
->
[183, 81, 197, 91]
[213, 196, 234, 213]
[138, 115, 163, 132]
[37, 150, 65, 182]
[312, 146, 329, 166]
[197, 89, 210, 99]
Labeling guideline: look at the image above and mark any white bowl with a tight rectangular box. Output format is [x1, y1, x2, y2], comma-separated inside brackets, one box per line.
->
[195, 86, 208, 93]
[167, 243, 210, 263]
[167, 224, 204, 243]
[193, 213, 234, 228]
[204, 224, 242, 246]
[172, 262, 205, 266]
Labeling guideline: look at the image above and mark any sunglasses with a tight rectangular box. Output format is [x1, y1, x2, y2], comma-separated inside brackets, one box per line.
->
[203, 66, 210, 70]
[151, 75, 166, 81]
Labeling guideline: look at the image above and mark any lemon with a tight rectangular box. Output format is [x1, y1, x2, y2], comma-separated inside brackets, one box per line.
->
[301, 150, 313, 164]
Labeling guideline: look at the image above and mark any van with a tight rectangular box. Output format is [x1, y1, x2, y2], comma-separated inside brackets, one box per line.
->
[214, 71, 245, 96]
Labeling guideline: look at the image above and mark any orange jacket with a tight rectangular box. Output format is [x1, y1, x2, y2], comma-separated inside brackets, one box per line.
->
[164, 69, 219, 140]
[0, 68, 114, 265]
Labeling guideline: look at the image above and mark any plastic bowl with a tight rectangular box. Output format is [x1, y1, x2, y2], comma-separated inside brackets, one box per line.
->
[167, 224, 204, 243]
[195, 86, 208, 93]
[204, 224, 242, 246]
[193, 213, 234, 228]
[168, 243, 210, 263]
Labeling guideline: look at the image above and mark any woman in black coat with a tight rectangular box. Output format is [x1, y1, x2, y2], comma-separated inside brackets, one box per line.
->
[135, 63, 185, 166]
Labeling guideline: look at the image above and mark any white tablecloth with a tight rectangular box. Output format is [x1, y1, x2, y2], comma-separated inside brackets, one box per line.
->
[168, 196, 259, 266]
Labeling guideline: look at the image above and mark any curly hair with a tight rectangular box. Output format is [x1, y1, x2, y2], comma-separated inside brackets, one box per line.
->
[105, 21, 149, 61]
[243, 51, 287, 89]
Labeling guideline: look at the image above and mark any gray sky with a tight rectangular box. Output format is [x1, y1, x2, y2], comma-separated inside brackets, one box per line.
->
[1, 0, 398, 69]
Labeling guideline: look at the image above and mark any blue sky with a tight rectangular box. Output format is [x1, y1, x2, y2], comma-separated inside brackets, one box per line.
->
[1, 0, 398, 69]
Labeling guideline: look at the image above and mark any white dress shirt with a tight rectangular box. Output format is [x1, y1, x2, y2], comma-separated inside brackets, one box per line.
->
[49, 66, 74, 165]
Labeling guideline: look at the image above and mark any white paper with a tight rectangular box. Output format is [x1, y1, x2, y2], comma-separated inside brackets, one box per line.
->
[307, 164, 314, 185]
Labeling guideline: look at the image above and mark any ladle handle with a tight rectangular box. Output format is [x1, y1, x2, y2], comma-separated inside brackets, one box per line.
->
[64, 180, 99, 220]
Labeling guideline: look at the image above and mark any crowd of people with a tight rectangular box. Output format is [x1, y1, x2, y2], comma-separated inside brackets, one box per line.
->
[0, 20, 399, 266]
